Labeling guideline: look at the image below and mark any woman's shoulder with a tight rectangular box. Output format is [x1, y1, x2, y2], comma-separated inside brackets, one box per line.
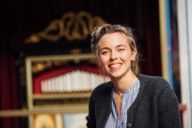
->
[138, 74, 176, 100]
[92, 81, 113, 93]
[138, 74, 166, 80]
[138, 74, 171, 90]
[91, 81, 113, 99]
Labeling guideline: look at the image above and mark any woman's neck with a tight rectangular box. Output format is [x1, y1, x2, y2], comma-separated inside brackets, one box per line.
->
[112, 71, 138, 94]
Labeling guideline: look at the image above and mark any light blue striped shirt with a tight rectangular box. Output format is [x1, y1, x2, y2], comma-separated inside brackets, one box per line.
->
[105, 80, 140, 128]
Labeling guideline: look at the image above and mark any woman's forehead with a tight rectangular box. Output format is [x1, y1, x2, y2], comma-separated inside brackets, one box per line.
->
[98, 33, 129, 47]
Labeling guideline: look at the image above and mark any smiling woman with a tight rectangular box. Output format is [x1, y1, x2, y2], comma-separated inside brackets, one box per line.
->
[86, 24, 182, 128]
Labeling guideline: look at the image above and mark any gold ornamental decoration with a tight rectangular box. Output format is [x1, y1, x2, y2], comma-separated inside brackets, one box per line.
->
[25, 11, 107, 43]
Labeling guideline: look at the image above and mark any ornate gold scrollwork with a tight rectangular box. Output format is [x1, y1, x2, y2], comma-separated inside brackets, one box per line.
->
[25, 11, 106, 43]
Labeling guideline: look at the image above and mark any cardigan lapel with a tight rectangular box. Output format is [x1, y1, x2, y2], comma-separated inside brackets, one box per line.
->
[126, 74, 148, 124]
[96, 83, 113, 128]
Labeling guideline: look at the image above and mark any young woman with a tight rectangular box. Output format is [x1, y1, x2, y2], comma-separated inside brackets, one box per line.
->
[86, 24, 182, 128]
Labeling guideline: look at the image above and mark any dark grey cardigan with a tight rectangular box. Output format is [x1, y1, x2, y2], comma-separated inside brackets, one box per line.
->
[86, 74, 182, 128]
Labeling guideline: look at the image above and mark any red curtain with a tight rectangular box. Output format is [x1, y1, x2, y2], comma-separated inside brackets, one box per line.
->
[0, 42, 21, 128]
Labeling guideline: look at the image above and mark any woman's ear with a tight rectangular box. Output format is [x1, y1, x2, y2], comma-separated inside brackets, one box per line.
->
[130, 50, 137, 61]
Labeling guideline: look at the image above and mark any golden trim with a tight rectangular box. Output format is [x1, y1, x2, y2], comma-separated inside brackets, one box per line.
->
[31, 54, 96, 73]
[25, 11, 106, 43]
[159, 0, 168, 80]
[0, 104, 88, 117]
[33, 92, 91, 100]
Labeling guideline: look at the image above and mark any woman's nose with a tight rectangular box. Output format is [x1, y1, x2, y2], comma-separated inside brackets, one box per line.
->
[111, 50, 118, 60]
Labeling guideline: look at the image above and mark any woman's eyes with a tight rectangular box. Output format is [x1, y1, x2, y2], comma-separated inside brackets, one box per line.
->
[100, 47, 127, 55]
[118, 48, 126, 51]
[117, 47, 127, 52]
[101, 51, 110, 55]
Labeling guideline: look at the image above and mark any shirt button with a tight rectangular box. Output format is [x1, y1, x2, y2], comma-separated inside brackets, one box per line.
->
[127, 123, 132, 127]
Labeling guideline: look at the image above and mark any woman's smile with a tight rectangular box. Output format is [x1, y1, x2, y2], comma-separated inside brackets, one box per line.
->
[108, 62, 122, 71]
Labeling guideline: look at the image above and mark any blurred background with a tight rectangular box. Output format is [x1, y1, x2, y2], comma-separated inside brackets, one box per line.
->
[0, 0, 191, 128]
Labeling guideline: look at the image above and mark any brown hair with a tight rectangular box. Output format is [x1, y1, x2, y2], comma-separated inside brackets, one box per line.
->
[91, 24, 140, 74]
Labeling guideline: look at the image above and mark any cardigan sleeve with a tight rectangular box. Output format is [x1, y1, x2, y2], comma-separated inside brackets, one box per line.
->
[157, 78, 182, 128]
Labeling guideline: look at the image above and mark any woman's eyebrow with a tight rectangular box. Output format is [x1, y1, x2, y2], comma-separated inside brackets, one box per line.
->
[99, 47, 111, 51]
[116, 44, 127, 48]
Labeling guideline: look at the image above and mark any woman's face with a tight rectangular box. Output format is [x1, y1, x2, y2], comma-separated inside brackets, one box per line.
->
[97, 32, 136, 79]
